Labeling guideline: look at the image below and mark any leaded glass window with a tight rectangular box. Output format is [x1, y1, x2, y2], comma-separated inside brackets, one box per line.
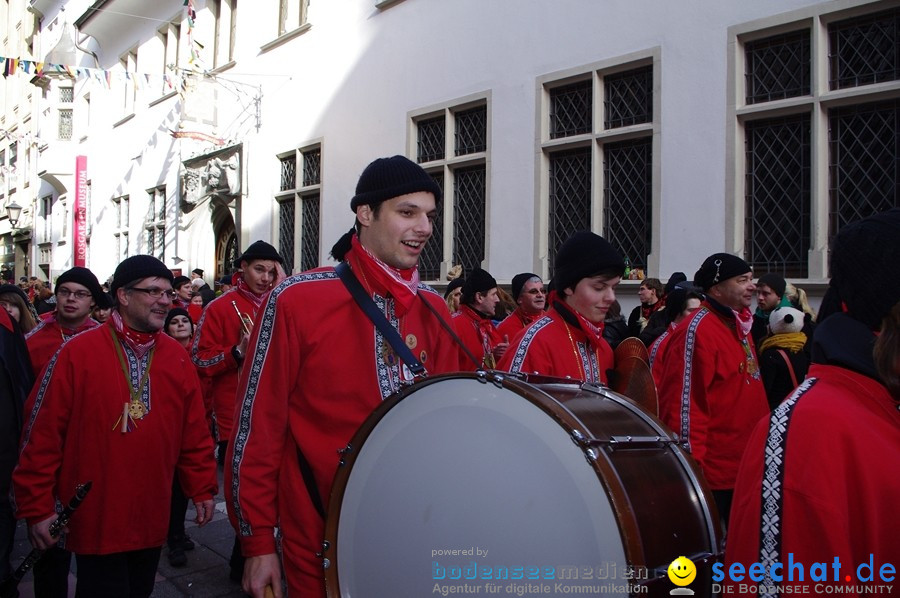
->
[279, 199, 295, 274]
[550, 80, 592, 139]
[453, 166, 486, 275]
[417, 117, 445, 163]
[828, 100, 899, 235]
[745, 115, 811, 278]
[280, 155, 295, 191]
[455, 106, 487, 156]
[745, 30, 811, 104]
[300, 195, 320, 272]
[604, 138, 652, 269]
[418, 172, 444, 281]
[548, 148, 591, 276]
[604, 66, 653, 129]
[302, 148, 321, 187]
[59, 109, 73, 140]
[829, 8, 900, 90]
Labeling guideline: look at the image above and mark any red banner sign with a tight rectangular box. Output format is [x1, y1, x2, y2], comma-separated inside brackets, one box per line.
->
[74, 155, 87, 267]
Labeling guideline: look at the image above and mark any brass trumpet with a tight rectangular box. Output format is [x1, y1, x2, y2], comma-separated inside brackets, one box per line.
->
[232, 301, 253, 336]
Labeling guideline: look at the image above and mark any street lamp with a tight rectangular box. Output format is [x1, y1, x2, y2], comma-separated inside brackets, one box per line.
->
[6, 201, 22, 229]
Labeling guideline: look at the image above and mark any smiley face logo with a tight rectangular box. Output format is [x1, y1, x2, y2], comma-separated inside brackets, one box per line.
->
[667, 556, 696, 587]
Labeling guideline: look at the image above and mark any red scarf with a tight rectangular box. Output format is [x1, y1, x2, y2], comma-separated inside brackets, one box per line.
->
[346, 235, 420, 316]
[731, 306, 754, 339]
[551, 293, 607, 354]
[110, 310, 159, 359]
[641, 298, 664, 320]
[235, 277, 268, 310]
[513, 306, 544, 327]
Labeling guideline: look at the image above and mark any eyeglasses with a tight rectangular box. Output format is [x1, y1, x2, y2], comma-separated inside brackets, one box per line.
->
[57, 289, 93, 300]
[129, 287, 177, 300]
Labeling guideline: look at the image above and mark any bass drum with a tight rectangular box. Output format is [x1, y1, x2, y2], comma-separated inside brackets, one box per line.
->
[323, 373, 721, 597]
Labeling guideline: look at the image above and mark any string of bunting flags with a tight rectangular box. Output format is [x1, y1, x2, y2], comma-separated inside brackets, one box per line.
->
[0, 55, 189, 93]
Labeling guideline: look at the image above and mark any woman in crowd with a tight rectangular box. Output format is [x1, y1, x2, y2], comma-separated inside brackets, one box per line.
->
[0, 284, 38, 333]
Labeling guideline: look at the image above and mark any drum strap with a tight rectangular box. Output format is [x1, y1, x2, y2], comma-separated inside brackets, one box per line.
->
[296, 447, 327, 520]
[335, 261, 427, 377]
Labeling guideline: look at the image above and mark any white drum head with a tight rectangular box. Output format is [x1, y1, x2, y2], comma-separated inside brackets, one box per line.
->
[330, 377, 628, 597]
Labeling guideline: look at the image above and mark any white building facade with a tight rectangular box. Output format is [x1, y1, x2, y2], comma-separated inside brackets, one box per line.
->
[5, 0, 899, 308]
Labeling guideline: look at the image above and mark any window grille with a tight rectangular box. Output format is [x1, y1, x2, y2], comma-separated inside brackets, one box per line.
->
[604, 66, 653, 128]
[548, 148, 591, 276]
[280, 155, 296, 191]
[745, 115, 811, 278]
[302, 148, 321, 187]
[60, 87, 74, 103]
[829, 8, 900, 90]
[828, 100, 900, 236]
[604, 138, 652, 269]
[146, 228, 156, 257]
[745, 30, 811, 103]
[417, 117, 445, 163]
[452, 166, 486, 275]
[455, 106, 487, 156]
[550, 80, 592, 139]
[418, 172, 444, 280]
[59, 109, 73, 140]
[300, 195, 320, 272]
[279, 199, 295, 274]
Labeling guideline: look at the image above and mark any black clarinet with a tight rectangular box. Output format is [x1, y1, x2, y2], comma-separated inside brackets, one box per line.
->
[0, 481, 92, 598]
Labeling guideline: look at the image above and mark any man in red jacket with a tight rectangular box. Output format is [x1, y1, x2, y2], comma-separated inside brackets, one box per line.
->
[655, 252, 769, 527]
[496, 272, 546, 341]
[227, 156, 460, 598]
[26, 266, 110, 376]
[725, 209, 900, 597]
[452, 268, 508, 369]
[13, 255, 217, 598]
[191, 239, 283, 579]
[498, 231, 623, 383]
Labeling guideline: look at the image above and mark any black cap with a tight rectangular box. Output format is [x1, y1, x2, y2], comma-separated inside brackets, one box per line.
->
[191, 268, 204, 277]
[235, 240, 284, 269]
[552, 231, 625, 293]
[110, 255, 175, 295]
[444, 277, 465, 299]
[164, 307, 194, 334]
[694, 253, 752, 291]
[461, 269, 497, 304]
[56, 267, 112, 308]
[829, 208, 900, 330]
[350, 155, 442, 212]
[173, 275, 191, 290]
[511, 273, 541, 301]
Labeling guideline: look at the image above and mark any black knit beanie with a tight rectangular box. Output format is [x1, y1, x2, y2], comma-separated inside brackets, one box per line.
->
[56, 266, 110, 308]
[164, 307, 194, 335]
[462, 269, 497, 304]
[552, 231, 625, 293]
[829, 208, 900, 331]
[511, 273, 541, 301]
[444, 277, 465, 299]
[235, 240, 284, 268]
[694, 253, 752, 291]
[664, 272, 687, 295]
[350, 155, 442, 211]
[757, 273, 787, 298]
[110, 255, 175, 295]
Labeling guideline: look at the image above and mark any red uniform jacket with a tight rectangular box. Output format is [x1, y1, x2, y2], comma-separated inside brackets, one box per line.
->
[497, 306, 613, 384]
[191, 288, 261, 442]
[725, 315, 900, 597]
[495, 307, 543, 342]
[655, 301, 768, 489]
[227, 260, 459, 597]
[13, 321, 217, 554]
[25, 317, 98, 377]
[451, 305, 503, 370]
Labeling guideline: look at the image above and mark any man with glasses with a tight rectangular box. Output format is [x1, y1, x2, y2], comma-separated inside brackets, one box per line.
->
[26, 266, 111, 377]
[13, 255, 217, 598]
[496, 273, 546, 341]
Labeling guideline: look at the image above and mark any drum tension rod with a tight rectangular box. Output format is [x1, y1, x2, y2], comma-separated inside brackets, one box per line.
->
[571, 430, 676, 451]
